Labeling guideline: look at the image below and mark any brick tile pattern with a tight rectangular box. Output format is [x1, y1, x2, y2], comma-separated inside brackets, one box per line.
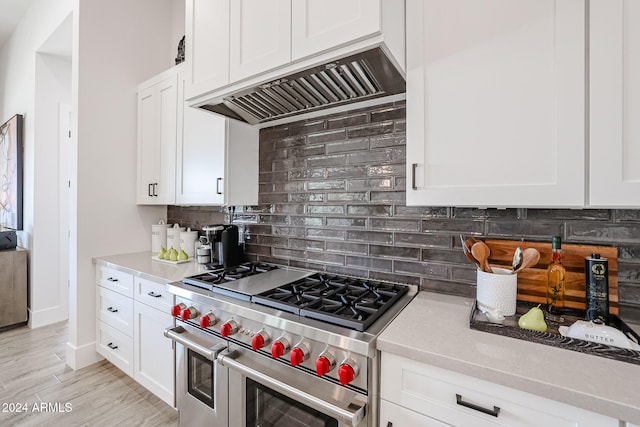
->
[168, 101, 640, 323]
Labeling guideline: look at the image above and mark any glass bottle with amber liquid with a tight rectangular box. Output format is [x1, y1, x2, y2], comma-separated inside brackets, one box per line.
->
[546, 236, 566, 320]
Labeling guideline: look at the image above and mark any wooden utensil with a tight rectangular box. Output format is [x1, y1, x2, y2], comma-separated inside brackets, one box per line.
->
[513, 248, 540, 274]
[471, 241, 493, 273]
[460, 235, 481, 269]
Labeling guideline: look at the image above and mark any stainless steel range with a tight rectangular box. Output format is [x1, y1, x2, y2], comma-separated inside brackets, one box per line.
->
[164, 262, 416, 427]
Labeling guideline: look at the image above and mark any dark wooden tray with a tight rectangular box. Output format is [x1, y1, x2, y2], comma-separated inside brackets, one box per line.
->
[469, 301, 640, 366]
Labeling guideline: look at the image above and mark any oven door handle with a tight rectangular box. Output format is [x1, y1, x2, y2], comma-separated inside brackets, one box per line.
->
[163, 326, 226, 361]
[218, 350, 366, 427]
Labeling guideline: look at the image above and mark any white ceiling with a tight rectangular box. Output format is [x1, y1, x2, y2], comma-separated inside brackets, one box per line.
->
[0, 0, 35, 49]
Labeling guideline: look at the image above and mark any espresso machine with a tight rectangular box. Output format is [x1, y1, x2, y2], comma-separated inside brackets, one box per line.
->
[199, 224, 242, 269]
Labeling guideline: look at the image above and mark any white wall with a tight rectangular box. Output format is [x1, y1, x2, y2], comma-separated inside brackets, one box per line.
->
[1, 0, 178, 370]
[0, 0, 75, 327]
[69, 0, 174, 369]
[32, 51, 71, 327]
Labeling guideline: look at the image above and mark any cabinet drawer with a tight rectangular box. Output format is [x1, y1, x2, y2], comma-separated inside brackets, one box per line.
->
[97, 286, 134, 337]
[96, 265, 134, 298]
[134, 276, 174, 313]
[380, 399, 447, 427]
[380, 353, 618, 427]
[96, 320, 134, 377]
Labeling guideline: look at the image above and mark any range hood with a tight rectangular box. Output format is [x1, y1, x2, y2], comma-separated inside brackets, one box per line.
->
[200, 47, 405, 125]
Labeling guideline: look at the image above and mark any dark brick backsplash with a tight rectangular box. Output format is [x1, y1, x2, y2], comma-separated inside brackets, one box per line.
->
[168, 100, 640, 323]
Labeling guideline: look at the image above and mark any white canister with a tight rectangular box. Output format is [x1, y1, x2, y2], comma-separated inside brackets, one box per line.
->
[476, 267, 518, 316]
[180, 228, 199, 257]
[151, 220, 170, 254]
[167, 223, 186, 251]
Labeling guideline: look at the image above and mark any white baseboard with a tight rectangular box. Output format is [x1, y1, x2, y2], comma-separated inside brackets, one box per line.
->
[28, 306, 69, 329]
[66, 340, 103, 370]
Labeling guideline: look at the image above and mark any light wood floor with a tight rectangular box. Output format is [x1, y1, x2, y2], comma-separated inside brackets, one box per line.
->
[0, 321, 178, 427]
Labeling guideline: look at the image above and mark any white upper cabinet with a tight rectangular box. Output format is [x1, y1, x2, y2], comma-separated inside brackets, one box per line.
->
[184, 0, 230, 100]
[137, 71, 178, 205]
[229, 0, 292, 82]
[176, 73, 259, 206]
[406, 0, 586, 207]
[589, 0, 640, 207]
[291, 0, 381, 61]
[176, 104, 226, 205]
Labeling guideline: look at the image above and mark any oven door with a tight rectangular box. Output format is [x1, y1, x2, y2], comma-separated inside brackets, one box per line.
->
[164, 324, 228, 427]
[218, 345, 367, 427]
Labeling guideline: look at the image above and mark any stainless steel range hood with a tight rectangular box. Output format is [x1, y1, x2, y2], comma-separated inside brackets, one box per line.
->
[200, 47, 405, 125]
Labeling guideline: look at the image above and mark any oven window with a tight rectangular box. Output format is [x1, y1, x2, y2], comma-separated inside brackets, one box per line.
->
[245, 378, 338, 427]
[187, 349, 215, 409]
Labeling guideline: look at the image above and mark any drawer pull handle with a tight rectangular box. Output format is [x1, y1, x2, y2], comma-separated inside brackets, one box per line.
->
[106, 306, 118, 313]
[456, 394, 500, 417]
[386, 423, 393, 427]
[147, 291, 162, 298]
[107, 342, 118, 350]
[106, 277, 119, 282]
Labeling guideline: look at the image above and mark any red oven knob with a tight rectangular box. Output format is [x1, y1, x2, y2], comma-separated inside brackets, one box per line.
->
[180, 306, 198, 321]
[338, 360, 359, 385]
[315, 352, 336, 377]
[271, 337, 290, 359]
[199, 312, 216, 329]
[290, 343, 309, 367]
[220, 320, 238, 337]
[251, 330, 270, 351]
[171, 303, 186, 317]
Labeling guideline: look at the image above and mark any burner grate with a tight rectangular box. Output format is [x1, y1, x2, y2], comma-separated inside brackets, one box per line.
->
[182, 262, 279, 292]
[253, 273, 408, 331]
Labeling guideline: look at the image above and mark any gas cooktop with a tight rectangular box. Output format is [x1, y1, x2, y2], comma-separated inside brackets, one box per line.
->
[180, 263, 410, 332]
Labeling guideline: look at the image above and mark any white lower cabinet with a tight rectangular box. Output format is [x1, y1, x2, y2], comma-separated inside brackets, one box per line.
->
[96, 266, 175, 407]
[380, 353, 618, 427]
[134, 300, 174, 406]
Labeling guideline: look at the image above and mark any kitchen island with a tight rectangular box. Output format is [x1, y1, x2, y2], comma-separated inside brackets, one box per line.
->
[378, 291, 640, 425]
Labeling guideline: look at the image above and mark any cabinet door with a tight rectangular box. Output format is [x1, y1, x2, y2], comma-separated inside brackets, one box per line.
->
[291, 0, 381, 61]
[185, 0, 230, 100]
[137, 84, 159, 204]
[176, 83, 226, 205]
[224, 119, 259, 206]
[137, 74, 178, 205]
[229, 0, 291, 82]
[589, 0, 640, 207]
[134, 301, 175, 407]
[406, 0, 585, 207]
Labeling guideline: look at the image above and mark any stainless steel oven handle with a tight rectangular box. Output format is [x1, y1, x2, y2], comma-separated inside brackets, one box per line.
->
[163, 326, 226, 361]
[218, 351, 366, 427]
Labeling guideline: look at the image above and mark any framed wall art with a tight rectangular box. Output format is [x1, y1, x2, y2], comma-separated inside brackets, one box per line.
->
[0, 114, 23, 230]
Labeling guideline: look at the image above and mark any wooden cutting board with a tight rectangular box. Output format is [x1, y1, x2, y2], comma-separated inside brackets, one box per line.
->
[484, 239, 618, 314]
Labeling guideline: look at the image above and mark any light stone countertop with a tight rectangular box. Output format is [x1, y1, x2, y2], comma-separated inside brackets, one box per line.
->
[377, 291, 640, 424]
[93, 251, 207, 283]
